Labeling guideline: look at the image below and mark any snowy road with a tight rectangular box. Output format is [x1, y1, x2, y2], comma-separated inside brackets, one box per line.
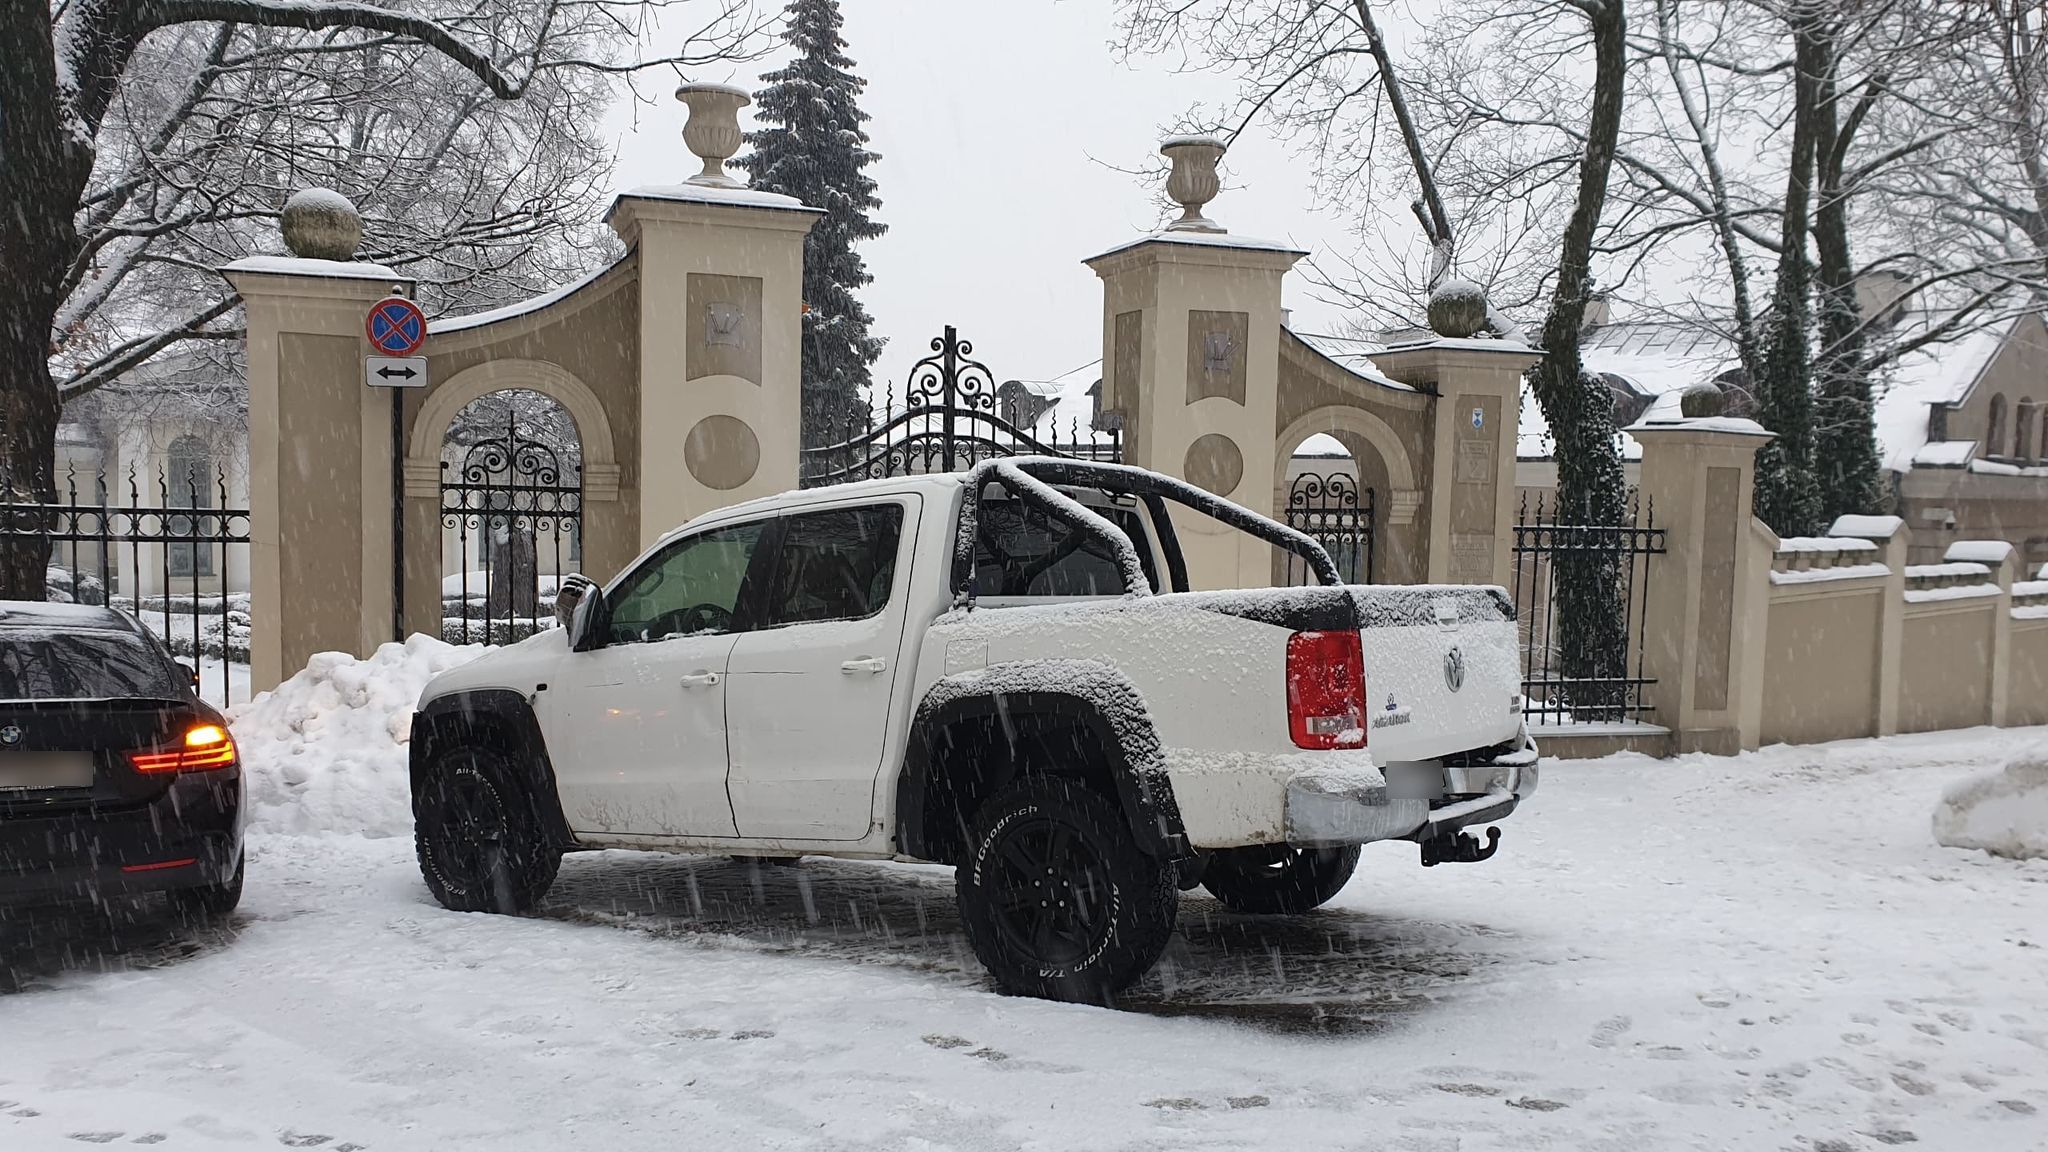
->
[4, 726, 2047, 1151]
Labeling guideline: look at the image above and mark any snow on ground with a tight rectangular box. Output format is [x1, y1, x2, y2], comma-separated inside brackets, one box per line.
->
[225, 636, 483, 837]
[1935, 755, 2048, 860]
[3, 727, 2048, 1149]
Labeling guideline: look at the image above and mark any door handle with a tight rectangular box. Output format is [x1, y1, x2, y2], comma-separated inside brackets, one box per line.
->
[678, 670, 722, 688]
[840, 656, 887, 675]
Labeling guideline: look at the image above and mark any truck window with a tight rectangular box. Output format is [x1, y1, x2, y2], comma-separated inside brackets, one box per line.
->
[972, 498, 1159, 598]
[605, 520, 766, 643]
[760, 503, 906, 626]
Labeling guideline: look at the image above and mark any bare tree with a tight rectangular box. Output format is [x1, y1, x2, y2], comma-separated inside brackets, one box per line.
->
[1, 0, 770, 597]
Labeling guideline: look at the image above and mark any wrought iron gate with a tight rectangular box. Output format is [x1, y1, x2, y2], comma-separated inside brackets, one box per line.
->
[440, 413, 582, 645]
[1282, 471, 1374, 584]
[801, 326, 1118, 486]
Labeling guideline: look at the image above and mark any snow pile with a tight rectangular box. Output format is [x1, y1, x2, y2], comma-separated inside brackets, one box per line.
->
[229, 635, 485, 837]
[1933, 754, 2048, 860]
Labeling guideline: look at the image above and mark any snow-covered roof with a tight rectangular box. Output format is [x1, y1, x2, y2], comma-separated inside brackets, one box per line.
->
[1516, 312, 2024, 469]
[1871, 312, 2012, 471]
[1003, 361, 1108, 443]
[1287, 330, 1415, 394]
[220, 254, 403, 282]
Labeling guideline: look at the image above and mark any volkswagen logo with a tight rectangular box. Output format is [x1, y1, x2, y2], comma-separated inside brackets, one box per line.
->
[0, 724, 21, 747]
[1443, 647, 1466, 693]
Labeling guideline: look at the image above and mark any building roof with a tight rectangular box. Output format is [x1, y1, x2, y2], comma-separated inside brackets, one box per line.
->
[1516, 312, 2021, 470]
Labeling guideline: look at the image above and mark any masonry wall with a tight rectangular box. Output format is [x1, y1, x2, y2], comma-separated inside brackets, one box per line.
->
[2011, 617, 2048, 727]
[1761, 581, 1886, 745]
[1897, 603, 1999, 734]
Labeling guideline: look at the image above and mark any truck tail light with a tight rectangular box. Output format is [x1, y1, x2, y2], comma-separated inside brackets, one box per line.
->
[129, 723, 238, 774]
[1286, 630, 1366, 749]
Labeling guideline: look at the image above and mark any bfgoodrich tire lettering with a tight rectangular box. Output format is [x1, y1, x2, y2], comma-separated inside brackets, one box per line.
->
[414, 749, 561, 914]
[1200, 843, 1361, 914]
[956, 776, 1177, 1004]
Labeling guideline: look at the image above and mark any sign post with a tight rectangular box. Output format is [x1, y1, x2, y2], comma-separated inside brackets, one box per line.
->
[365, 294, 429, 644]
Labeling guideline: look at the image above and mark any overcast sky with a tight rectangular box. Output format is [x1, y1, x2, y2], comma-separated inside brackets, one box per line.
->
[604, 0, 1377, 397]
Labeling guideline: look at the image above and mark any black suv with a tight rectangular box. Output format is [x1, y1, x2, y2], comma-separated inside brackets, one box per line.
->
[0, 602, 243, 917]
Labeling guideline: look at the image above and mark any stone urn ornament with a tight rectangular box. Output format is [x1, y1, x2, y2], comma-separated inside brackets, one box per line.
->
[279, 188, 362, 261]
[1160, 134, 1227, 233]
[678, 82, 751, 188]
[1427, 278, 1490, 339]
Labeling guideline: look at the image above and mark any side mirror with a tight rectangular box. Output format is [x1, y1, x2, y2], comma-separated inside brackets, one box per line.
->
[554, 572, 593, 631]
[567, 584, 607, 652]
[178, 662, 199, 690]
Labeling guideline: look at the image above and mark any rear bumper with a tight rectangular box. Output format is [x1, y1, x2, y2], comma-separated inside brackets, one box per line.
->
[0, 771, 242, 909]
[1283, 727, 1539, 848]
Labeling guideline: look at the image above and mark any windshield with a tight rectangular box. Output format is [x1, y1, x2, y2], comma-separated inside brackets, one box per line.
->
[0, 631, 181, 701]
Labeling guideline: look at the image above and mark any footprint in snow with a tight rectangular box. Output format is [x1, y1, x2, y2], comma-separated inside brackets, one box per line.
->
[1588, 1015, 1632, 1048]
[921, 1034, 973, 1050]
[1225, 1095, 1268, 1109]
[1995, 1099, 2035, 1115]
[1505, 1097, 1567, 1112]
[1434, 1083, 1499, 1097]
[728, 1029, 775, 1040]
[1144, 1097, 1204, 1111]
[1865, 1128, 1918, 1145]
[66, 1135, 123, 1145]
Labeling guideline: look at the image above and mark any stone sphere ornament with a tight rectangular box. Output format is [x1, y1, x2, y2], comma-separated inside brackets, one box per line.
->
[678, 82, 751, 187]
[1680, 382, 1728, 418]
[279, 188, 362, 260]
[1160, 135, 1227, 233]
[1427, 278, 1489, 338]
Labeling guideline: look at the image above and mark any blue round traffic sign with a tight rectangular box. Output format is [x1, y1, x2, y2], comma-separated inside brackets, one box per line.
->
[366, 296, 427, 356]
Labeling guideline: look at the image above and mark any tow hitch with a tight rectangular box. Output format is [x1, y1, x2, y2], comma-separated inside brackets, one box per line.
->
[1420, 826, 1501, 867]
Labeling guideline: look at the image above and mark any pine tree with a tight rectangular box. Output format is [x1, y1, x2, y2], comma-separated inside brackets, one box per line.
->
[735, 0, 886, 455]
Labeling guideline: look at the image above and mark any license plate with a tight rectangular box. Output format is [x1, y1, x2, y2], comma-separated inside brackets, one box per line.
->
[0, 753, 95, 791]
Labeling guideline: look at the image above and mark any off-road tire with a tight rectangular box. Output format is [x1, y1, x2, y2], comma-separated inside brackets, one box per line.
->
[956, 776, 1178, 1004]
[170, 856, 244, 921]
[1200, 843, 1361, 914]
[414, 748, 561, 914]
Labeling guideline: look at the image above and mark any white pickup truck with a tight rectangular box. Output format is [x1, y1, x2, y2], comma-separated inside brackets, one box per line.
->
[410, 457, 1537, 1002]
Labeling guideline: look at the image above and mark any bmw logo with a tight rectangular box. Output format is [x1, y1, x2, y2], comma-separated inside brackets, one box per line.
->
[1443, 647, 1466, 693]
[0, 725, 21, 747]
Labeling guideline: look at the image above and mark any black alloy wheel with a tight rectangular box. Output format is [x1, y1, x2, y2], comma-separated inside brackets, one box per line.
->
[956, 776, 1177, 1004]
[1199, 842, 1361, 914]
[414, 749, 559, 914]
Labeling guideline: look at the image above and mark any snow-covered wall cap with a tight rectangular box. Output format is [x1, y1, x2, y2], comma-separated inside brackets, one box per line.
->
[1945, 539, 2015, 566]
[1378, 333, 1538, 355]
[1829, 513, 1904, 540]
[221, 254, 403, 282]
[1086, 228, 1307, 263]
[612, 182, 814, 213]
[1912, 440, 1976, 468]
[1625, 414, 1773, 437]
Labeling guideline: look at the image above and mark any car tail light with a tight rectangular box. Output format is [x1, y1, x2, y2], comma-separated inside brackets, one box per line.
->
[1286, 630, 1366, 749]
[129, 723, 238, 774]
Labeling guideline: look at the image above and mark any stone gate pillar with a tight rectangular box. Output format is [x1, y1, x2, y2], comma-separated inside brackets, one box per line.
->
[222, 191, 413, 690]
[1084, 136, 1304, 590]
[1632, 397, 1775, 754]
[1369, 335, 1539, 589]
[607, 83, 823, 545]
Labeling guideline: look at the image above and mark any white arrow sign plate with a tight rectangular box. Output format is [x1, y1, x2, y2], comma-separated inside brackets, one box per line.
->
[366, 356, 428, 388]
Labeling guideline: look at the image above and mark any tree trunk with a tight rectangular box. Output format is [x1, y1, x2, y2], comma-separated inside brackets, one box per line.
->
[1752, 3, 1827, 539]
[1526, 0, 1631, 719]
[1811, 32, 1883, 525]
[0, 1, 93, 601]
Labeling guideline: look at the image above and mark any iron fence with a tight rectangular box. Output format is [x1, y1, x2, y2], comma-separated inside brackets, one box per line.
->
[0, 465, 251, 704]
[1511, 491, 1665, 725]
